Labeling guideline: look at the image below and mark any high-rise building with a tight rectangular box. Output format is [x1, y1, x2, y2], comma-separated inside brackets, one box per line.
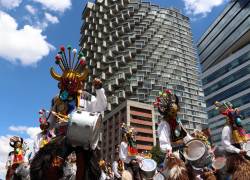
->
[102, 100, 156, 161]
[197, 0, 250, 145]
[80, 0, 207, 157]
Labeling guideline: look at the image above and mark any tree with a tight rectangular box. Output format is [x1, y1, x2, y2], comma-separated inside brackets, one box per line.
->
[150, 145, 165, 165]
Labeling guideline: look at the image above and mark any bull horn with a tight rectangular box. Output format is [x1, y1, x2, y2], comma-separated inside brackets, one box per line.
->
[50, 67, 62, 81]
[79, 68, 90, 81]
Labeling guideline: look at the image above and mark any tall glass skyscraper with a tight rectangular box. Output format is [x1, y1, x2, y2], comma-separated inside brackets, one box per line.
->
[80, 0, 207, 132]
[197, 0, 250, 145]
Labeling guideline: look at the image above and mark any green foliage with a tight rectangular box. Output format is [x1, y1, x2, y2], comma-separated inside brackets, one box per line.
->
[150, 145, 165, 165]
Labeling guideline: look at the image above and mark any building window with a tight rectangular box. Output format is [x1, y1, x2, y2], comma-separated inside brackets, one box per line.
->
[202, 51, 250, 85]
[206, 79, 250, 107]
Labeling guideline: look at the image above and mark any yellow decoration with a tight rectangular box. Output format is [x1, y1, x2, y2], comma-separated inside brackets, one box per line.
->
[232, 130, 248, 144]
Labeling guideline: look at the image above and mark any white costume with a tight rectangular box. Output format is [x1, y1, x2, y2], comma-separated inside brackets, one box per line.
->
[158, 121, 192, 153]
[119, 141, 131, 164]
[221, 125, 241, 154]
[158, 121, 172, 153]
[112, 161, 121, 179]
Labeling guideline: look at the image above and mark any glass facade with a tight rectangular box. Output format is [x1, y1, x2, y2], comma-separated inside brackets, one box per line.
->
[80, 0, 208, 133]
[197, 0, 250, 145]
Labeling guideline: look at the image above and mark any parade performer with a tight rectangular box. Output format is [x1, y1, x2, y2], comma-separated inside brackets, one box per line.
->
[214, 101, 247, 154]
[99, 160, 114, 180]
[119, 123, 142, 180]
[30, 45, 107, 180]
[215, 101, 250, 180]
[154, 89, 192, 158]
[112, 151, 123, 179]
[33, 109, 55, 154]
[6, 136, 27, 180]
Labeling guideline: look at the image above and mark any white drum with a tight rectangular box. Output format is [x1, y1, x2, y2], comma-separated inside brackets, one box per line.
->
[153, 173, 165, 180]
[243, 140, 250, 157]
[184, 139, 212, 168]
[140, 158, 157, 179]
[66, 110, 101, 150]
[212, 157, 226, 170]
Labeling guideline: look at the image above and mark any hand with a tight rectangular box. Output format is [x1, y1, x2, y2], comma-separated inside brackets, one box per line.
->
[240, 150, 247, 156]
[93, 78, 102, 89]
[166, 149, 172, 157]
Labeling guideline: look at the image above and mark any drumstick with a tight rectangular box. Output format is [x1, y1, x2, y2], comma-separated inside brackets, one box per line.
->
[51, 111, 69, 122]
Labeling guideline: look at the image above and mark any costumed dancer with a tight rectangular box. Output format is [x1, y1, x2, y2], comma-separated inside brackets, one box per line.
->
[214, 101, 247, 154]
[154, 89, 192, 159]
[33, 109, 55, 154]
[6, 136, 28, 180]
[30, 45, 107, 180]
[119, 123, 142, 180]
[99, 160, 114, 180]
[214, 101, 250, 179]
[112, 151, 123, 180]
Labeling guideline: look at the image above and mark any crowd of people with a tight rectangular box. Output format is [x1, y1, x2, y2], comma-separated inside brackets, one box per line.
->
[5, 45, 250, 180]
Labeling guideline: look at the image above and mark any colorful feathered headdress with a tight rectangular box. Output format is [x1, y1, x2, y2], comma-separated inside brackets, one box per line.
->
[50, 45, 89, 94]
[39, 109, 48, 124]
[153, 89, 179, 116]
[214, 101, 248, 143]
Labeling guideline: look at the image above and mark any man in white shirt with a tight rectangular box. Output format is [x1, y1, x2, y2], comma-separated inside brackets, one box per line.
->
[30, 47, 107, 180]
[119, 126, 142, 180]
[112, 152, 122, 179]
[155, 89, 191, 158]
[221, 121, 246, 155]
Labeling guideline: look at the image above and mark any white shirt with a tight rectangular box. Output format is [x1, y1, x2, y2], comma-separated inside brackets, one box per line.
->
[158, 121, 192, 153]
[112, 161, 121, 178]
[158, 121, 172, 153]
[80, 88, 107, 113]
[221, 125, 241, 154]
[100, 170, 107, 180]
[119, 141, 131, 164]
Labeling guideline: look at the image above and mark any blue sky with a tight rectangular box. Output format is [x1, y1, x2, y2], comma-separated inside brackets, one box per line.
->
[0, 0, 229, 177]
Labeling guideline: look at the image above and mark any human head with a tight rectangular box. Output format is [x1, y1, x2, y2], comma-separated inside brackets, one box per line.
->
[154, 89, 180, 120]
[9, 136, 23, 149]
[50, 45, 89, 98]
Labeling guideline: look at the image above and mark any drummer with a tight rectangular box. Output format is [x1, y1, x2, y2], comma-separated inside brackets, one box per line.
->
[119, 123, 142, 180]
[155, 89, 192, 160]
[214, 101, 247, 155]
[35, 46, 107, 179]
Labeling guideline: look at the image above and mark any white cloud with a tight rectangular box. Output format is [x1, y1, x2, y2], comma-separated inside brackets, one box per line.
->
[0, 11, 54, 65]
[183, 0, 226, 16]
[0, 135, 15, 179]
[32, 0, 72, 12]
[45, 12, 59, 24]
[0, 0, 22, 9]
[25, 4, 37, 15]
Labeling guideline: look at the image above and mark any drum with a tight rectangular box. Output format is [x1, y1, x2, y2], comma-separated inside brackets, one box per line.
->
[184, 139, 212, 168]
[122, 170, 133, 180]
[15, 163, 30, 178]
[66, 110, 101, 149]
[153, 172, 165, 180]
[140, 158, 157, 179]
[243, 140, 250, 157]
[212, 157, 226, 170]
